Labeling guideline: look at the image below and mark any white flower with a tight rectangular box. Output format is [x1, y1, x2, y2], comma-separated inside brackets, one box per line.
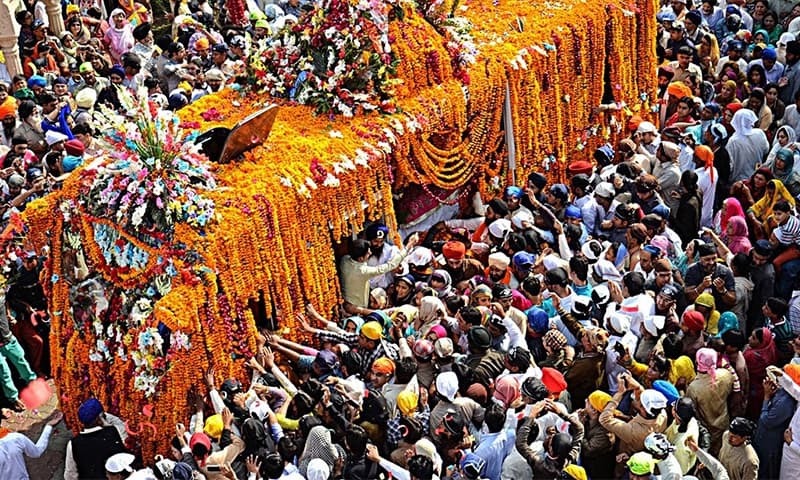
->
[305, 177, 318, 190]
[354, 149, 369, 167]
[329, 130, 343, 139]
[323, 173, 340, 187]
[131, 204, 147, 227]
[279, 176, 293, 187]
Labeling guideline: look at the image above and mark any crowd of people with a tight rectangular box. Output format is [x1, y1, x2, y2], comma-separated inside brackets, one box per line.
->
[4, 0, 800, 479]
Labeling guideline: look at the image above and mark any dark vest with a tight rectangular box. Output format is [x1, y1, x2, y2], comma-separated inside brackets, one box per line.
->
[71, 426, 126, 479]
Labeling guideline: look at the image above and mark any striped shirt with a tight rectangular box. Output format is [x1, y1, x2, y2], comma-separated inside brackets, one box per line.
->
[774, 215, 800, 246]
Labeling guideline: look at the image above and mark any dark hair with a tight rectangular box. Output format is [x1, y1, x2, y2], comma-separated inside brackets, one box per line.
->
[17, 100, 36, 120]
[445, 295, 466, 315]
[71, 123, 92, 136]
[506, 232, 526, 252]
[748, 65, 767, 87]
[623, 271, 645, 296]
[569, 256, 589, 282]
[521, 276, 542, 296]
[662, 332, 683, 359]
[288, 391, 315, 418]
[261, 453, 283, 479]
[722, 328, 747, 350]
[767, 297, 789, 317]
[277, 436, 298, 463]
[774, 200, 792, 213]
[651, 354, 670, 376]
[345, 425, 369, 457]
[680, 169, 699, 194]
[155, 34, 173, 51]
[765, 82, 780, 94]
[408, 455, 434, 480]
[395, 357, 418, 384]
[484, 402, 505, 433]
[298, 415, 324, 438]
[731, 253, 751, 277]
[459, 306, 483, 326]
[144, 77, 160, 89]
[349, 239, 370, 259]
[39, 92, 56, 105]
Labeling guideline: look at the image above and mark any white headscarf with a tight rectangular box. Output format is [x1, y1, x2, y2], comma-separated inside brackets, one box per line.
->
[729, 109, 758, 142]
[306, 458, 331, 480]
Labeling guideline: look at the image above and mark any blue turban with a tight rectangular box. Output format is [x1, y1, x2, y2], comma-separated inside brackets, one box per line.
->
[526, 307, 549, 334]
[460, 452, 486, 479]
[77, 398, 104, 425]
[652, 204, 670, 220]
[716, 311, 739, 338]
[652, 380, 680, 405]
[62, 154, 84, 173]
[565, 205, 582, 219]
[504, 185, 523, 198]
[365, 222, 389, 240]
[643, 245, 662, 257]
[109, 64, 125, 79]
[172, 463, 194, 480]
[27, 75, 47, 89]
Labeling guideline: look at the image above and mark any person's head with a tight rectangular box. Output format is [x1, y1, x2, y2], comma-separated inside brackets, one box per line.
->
[773, 200, 794, 225]
[408, 455, 434, 480]
[696, 241, 717, 275]
[763, 10, 779, 31]
[369, 357, 395, 388]
[344, 425, 368, 457]
[111, 8, 126, 28]
[747, 87, 766, 112]
[764, 296, 789, 320]
[728, 417, 756, 446]
[105, 452, 135, 480]
[676, 45, 693, 68]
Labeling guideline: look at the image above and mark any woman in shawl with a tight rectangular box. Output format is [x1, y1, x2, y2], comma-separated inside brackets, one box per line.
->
[664, 397, 701, 474]
[747, 179, 796, 238]
[697, 33, 720, 79]
[726, 216, 753, 255]
[664, 96, 699, 132]
[411, 296, 447, 339]
[693, 292, 721, 336]
[714, 197, 746, 240]
[389, 274, 416, 307]
[765, 125, 797, 165]
[743, 327, 778, 419]
[765, 147, 800, 196]
[428, 269, 453, 300]
[732, 166, 773, 215]
[715, 79, 741, 110]
[103, 9, 134, 64]
[727, 108, 770, 183]
[744, 64, 768, 98]
[299, 425, 340, 477]
[762, 11, 784, 44]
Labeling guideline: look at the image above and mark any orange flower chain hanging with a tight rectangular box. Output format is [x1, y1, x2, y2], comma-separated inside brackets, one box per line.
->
[18, 0, 658, 457]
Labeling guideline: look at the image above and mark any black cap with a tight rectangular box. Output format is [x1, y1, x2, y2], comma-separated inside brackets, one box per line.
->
[506, 347, 531, 371]
[442, 409, 465, 435]
[729, 417, 756, 437]
[212, 43, 228, 53]
[544, 267, 568, 286]
[467, 326, 491, 350]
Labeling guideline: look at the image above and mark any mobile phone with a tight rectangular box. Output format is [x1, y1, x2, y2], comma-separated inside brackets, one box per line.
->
[206, 464, 222, 472]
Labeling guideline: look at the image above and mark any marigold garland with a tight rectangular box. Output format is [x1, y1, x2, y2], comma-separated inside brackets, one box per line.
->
[19, 0, 657, 461]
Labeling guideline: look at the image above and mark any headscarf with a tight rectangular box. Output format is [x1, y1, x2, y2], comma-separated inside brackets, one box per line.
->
[694, 293, 720, 335]
[695, 348, 718, 386]
[720, 197, 746, 234]
[428, 324, 447, 339]
[341, 315, 364, 332]
[771, 148, 800, 188]
[417, 296, 447, 338]
[785, 363, 800, 386]
[299, 426, 338, 476]
[715, 311, 739, 338]
[729, 109, 758, 142]
[727, 216, 752, 255]
[750, 179, 796, 220]
[667, 81, 693, 99]
[372, 357, 395, 375]
[748, 327, 777, 364]
[430, 269, 453, 299]
[396, 390, 419, 417]
[389, 304, 418, 326]
[306, 458, 331, 480]
[493, 376, 521, 408]
[770, 125, 796, 156]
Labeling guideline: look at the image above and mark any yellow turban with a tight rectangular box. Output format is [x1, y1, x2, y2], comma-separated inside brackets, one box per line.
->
[360, 321, 383, 341]
[203, 414, 223, 440]
[588, 390, 612, 412]
[396, 390, 419, 417]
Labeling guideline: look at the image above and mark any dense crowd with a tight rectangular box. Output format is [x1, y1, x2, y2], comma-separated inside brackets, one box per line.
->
[4, 0, 800, 479]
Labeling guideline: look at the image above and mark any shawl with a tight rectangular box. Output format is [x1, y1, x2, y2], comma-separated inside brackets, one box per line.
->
[299, 426, 338, 477]
[726, 216, 752, 254]
[743, 327, 777, 383]
[749, 179, 796, 220]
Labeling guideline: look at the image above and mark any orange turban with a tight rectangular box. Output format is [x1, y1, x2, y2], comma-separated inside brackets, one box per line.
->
[372, 357, 395, 375]
[0, 98, 17, 120]
[194, 37, 210, 50]
[694, 145, 715, 182]
[627, 115, 643, 133]
[785, 363, 800, 386]
[667, 81, 692, 99]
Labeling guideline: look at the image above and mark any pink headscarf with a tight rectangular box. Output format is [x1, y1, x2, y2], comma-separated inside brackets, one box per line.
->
[696, 348, 718, 386]
[428, 324, 447, 339]
[727, 216, 752, 254]
[650, 235, 671, 258]
[493, 376, 520, 408]
[721, 198, 746, 233]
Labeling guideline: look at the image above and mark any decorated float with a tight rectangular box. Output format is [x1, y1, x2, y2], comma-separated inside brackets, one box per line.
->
[21, 0, 657, 458]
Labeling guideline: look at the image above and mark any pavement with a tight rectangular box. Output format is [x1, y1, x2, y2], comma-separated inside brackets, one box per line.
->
[4, 379, 69, 479]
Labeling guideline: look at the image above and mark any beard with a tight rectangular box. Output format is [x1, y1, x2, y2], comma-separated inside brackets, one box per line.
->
[369, 243, 385, 257]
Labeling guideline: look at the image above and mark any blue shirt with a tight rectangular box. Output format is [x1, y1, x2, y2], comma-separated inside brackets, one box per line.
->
[0, 425, 53, 480]
[474, 429, 514, 480]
